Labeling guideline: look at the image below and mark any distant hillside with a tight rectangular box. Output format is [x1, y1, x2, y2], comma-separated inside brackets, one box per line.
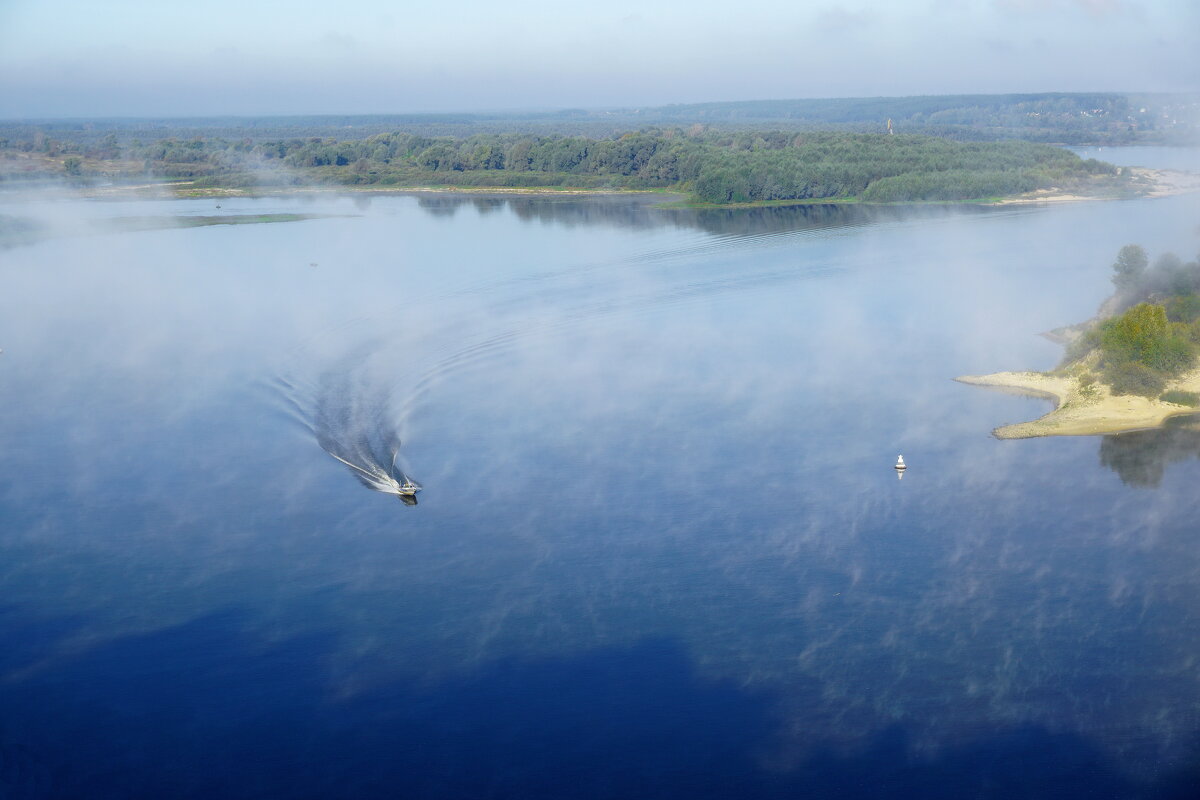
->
[1, 92, 1197, 145]
[627, 93, 1200, 144]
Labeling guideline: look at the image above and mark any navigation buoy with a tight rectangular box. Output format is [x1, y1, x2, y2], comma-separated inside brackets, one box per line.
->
[895, 454, 906, 480]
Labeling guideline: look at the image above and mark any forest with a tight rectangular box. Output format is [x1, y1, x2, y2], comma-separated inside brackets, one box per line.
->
[2, 92, 1197, 144]
[0, 127, 1123, 205]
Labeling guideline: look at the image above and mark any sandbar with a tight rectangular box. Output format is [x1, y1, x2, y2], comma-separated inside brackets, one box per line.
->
[956, 368, 1200, 438]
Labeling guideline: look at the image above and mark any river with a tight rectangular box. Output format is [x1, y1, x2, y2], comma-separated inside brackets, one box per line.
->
[1, 148, 1198, 798]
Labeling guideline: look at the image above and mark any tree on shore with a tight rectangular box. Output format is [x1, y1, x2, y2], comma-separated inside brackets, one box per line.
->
[1112, 244, 1148, 292]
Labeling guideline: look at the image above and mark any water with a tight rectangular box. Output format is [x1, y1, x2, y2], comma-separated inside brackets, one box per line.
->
[1070, 145, 1200, 173]
[2, 154, 1200, 797]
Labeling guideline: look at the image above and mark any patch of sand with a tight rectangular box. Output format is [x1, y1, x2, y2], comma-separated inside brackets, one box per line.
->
[984, 168, 1200, 207]
[1132, 167, 1200, 198]
[956, 369, 1200, 438]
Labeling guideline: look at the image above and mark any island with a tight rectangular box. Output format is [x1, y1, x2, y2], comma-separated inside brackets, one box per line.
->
[0, 124, 1142, 206]
[959, 245, 1200, 438]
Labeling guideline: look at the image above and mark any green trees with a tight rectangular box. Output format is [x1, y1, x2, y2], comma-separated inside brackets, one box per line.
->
[1100, 303, 1192, 372]
[1111, 244, 1148, 291]
[1065, 246, 1200, 396]
[1105, 245, 1200, 309]
[3, 125, 1120, 205]
[1094, 302, 1196, 396]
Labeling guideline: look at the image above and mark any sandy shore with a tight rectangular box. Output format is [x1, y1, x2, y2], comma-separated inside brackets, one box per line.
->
[985, 190, 1094, 206]
[983, 168, 1200, 207]
[1133, 167, 1200, 198]
[956, 369, 1200, 438]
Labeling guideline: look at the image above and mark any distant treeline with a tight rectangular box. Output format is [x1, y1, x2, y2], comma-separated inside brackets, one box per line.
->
[0, 128, 1122, 204]
[2, 92, 1197, 144]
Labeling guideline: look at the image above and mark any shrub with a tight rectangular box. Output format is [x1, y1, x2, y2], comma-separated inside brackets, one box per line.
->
[1100, 302, 1197, 375]
[1164, 294, 1200, 323]
[1104, 361, 1166, 397]
[1101, 302, 1167, 361]
[1148, 329, 1197, 374]
[1160, 390, 1200, 407]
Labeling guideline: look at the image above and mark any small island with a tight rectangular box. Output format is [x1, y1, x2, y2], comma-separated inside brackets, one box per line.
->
[960, 245, 1200, 438]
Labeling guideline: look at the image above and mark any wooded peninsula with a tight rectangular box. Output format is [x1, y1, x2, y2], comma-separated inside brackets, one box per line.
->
[959, 246, 1200, 438]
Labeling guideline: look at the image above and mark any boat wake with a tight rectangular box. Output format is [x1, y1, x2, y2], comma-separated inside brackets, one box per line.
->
[274, 351, 424, 504]
[274, 201, 867, 502]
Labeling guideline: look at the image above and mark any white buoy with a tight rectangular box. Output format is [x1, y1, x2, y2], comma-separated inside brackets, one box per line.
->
[895, 454, 906, 480]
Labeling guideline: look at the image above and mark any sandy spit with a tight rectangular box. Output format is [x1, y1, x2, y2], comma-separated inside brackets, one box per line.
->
[983, 168, 1200, 207]
[955, 370, 1200, 439]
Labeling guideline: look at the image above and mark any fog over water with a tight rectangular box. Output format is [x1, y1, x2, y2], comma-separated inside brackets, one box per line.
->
[1, 148, 1200, 796]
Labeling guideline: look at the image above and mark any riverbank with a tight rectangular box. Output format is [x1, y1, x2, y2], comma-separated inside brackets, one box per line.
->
[982, 169, 1200, 206]
[33, 164, 1192, 207]
[60, 175, 1169, 208]
[956, 369, 1200, 438]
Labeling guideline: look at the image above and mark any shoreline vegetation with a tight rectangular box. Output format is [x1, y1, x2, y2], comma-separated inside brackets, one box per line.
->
[2, 128, 1139, 206]
[960, 246, 1200, 438]
[26, 164, 1198, 208]
[6, 93, 1197, 206]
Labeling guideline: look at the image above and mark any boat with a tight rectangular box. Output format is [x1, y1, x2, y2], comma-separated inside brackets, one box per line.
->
[895, 455, 906, 478]
[395, 477, 421, 497]
[390, 451, 422, 500]
[392, 477, 421, 505]
[324, 447, 422, 502]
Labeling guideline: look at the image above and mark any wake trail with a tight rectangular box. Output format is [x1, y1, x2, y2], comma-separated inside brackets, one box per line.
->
[277, 212, 862, 498]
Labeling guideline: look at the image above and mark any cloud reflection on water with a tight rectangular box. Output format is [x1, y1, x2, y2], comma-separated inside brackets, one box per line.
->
[1, 184, 1200, 790]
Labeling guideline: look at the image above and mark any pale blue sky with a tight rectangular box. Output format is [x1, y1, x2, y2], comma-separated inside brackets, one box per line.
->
[0, 0, 1196, 117]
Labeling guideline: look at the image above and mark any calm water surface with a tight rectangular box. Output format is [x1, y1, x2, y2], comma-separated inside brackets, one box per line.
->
[2, 153, 1200, 797]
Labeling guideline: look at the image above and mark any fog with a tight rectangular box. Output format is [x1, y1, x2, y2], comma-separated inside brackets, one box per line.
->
[2, 0, 1198, 116]
[4, 0, 1200, 788]
[3, 161, 1200, 786]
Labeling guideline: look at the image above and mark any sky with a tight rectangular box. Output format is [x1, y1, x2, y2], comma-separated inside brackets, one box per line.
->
[0, 0, 1197, 118]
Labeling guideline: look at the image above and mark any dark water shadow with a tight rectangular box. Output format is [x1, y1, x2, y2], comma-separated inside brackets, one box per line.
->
[412, 194, 1006, 238]
[1099, 415, 1200, 488]
[2, 609, 1199, 799]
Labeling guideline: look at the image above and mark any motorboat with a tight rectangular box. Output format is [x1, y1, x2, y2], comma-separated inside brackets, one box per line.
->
[394, 477, 422, 498]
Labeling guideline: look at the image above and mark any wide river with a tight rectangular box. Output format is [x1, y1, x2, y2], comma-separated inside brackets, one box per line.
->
[2, 148, 1199, 798]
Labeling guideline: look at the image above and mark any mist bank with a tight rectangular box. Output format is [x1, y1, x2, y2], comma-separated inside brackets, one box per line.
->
[1, 129, 1132, 206]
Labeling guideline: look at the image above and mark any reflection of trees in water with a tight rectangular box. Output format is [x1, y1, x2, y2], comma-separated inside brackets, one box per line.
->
[1099, 416, 1200, 488]
[412, 194, 999, 237]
